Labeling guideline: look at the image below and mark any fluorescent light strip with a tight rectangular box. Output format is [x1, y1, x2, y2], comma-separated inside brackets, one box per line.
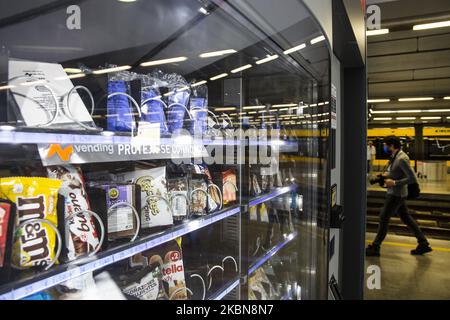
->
[428, 109, 450, 113]
[368, 99, 390, 103]
[210, 73, 228, 81]
[444, 97, 450, 100]
[191, 80, 207, 87]
[243, 105, 265, 110]
[283, 43, 306, 55]
[413, 20, 450, 31]
[63, 68, 82, 74]
[421, 116, 441, 120]
[396, 117, 416, 120]
[214, 107, 236, 112]
[231, 64, 252, 73]
[93, 65, 131, 75]
[273, 103, 297, 108]
[398, 97, 434, 102]
[310, 35, 325, 45]
[255, 54, 279, 65]
[373, 117, 392, 121]
[396, 110, 422, 113]
[367, 29, 389, 36]
[199, 49, 236, 58]
[140, 56, 187, 67]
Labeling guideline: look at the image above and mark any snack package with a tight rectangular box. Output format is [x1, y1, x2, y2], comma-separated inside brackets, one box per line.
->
[115, 167, 173, 229]
[222, 169, 237, 204]
[190, 179, 208, 216]
[47, 165, 100, 261]
[0, 177, 61, 268]
[131, 239, 187, 300]
[120, 266, 166, 300]
[168, 177, 189, 221]
[103, 184, 140, 241]
[0, 200, 15, 282]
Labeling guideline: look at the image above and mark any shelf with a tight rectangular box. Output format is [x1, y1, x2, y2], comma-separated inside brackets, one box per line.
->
[0, 205, 241, 300]
[208, 278, 241, 300]
[248, 231, 298, 275]
[248, 184, 297, 208]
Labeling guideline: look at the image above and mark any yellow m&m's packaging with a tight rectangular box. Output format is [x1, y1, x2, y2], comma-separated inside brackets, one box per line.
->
[0, 177, 61, 268]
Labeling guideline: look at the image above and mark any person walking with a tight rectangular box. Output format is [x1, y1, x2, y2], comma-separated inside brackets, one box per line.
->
[366, 136, 432, 256]
[367, 140, 376, 174]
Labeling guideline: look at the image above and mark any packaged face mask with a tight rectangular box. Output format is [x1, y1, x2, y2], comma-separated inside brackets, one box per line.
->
[141, 87, 167, 135]
[47, 165, 100, 261]
[107, 80, 136, 132]
[115, 167, 172, 229]
[189, 98, 207, 135]
[0, 177, 61, 268]
[167, 90, 190, 133]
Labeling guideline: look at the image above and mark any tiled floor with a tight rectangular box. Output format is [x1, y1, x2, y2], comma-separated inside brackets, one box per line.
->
[364, 233, 450, 300]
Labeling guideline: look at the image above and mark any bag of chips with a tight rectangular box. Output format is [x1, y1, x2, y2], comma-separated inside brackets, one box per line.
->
[0, 177, 61, 268]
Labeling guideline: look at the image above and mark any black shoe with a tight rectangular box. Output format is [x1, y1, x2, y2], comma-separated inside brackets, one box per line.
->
[366, 244, 380, 257]
[411, 243, 432, 255]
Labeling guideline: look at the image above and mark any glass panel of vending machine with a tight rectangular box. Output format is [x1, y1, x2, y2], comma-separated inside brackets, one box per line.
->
[0, 0, 331, 300]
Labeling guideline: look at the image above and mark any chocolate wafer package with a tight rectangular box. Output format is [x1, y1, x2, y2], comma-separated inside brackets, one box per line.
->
[0, 177, 61, 269]
[47, 165, 101, 261]
[0, 199, 16, 283]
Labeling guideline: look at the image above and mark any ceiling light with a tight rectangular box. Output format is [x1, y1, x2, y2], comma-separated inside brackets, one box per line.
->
[273, 103, 297, 108]
[231, 64, 252, 73]
[398, 97, 434, 102]
[373, 117, 392, 121]
[199, 49, 236, 58]
[210, 73, 228, 81]
[255, 54, 279, 65]
[243, 105, 265, 110]
[92, 65, 131, 74]
[421, 116, 441, 120]
[396, 117, 416, 120]
[310, 35, 325, 45]
[413, 20, 450, 31]
[371, 110, 393, 114]
[444, 97, 450, 100]
[368, 99, 390, 103]
[396, 110, 422, 113]
[367, 29, 389, 36]
[283, 43, 306, 55]
[428, 109, 450, 112]
[118, 0, 137, 2]
[191, 80, 207, 87]
[140, 56, 187, 67]
[64, 68, 82, 73]
[310, 104, 317, 107]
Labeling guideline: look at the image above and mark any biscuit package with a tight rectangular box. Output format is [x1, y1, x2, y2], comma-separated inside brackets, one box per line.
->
[47, 165, 100, 261]
[0, 177, 61, 268]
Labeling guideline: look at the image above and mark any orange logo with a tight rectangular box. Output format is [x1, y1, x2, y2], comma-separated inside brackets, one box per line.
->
[47, 144, 73, 161]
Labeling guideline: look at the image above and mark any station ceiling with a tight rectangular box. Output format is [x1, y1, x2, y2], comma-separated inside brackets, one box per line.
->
[367, 0, 450, 125]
